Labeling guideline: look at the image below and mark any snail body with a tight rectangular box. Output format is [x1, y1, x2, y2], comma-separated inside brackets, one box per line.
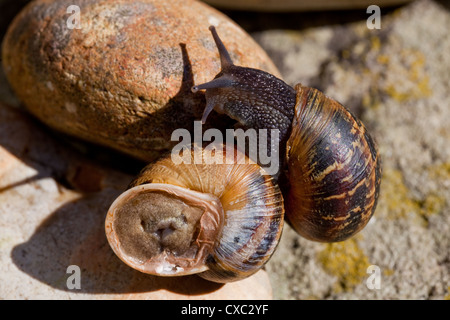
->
[106, 144, 284, 283]
[192, 26, 381, 242]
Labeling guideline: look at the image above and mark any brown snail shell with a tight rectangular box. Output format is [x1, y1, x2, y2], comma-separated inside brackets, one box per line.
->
[105, 144, 284, 283]
[284, 84, 381, 242]
[192, 26, 381, 242]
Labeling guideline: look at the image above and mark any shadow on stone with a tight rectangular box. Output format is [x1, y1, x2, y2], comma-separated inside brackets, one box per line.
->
[11, 193, 223, 295]
[2, 43, 226, 295]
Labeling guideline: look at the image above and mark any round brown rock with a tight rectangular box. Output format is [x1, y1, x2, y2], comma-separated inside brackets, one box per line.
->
[1, 0, 280, 162]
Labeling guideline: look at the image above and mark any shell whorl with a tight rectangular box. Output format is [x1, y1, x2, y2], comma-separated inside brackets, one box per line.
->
[125, 144, 284, 282]
[284, 84, 381, 242]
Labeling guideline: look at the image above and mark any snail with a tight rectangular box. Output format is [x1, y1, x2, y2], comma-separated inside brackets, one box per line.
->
[192, 26, 381, 242]
[105, 143, 284, 283]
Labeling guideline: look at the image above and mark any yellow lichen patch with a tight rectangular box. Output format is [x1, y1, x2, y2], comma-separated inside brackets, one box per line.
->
[317, 238, 370, 291]
[384, 77, 432, 102]
[429, 162, 450, 181]
[370, 36, 381, 51]
[384, 85, 411, 103]
[445, 287, 450, 300]
[362, 88, 382, 110]
[418, 193, 446, 221]
[380, 168, 446, 225]
[382, 49, 432, 102]
[379, 168, 421, 220]
[383, 268, 395, 277]
[376, 54, 390, 65]
[362, 37, 432, 106]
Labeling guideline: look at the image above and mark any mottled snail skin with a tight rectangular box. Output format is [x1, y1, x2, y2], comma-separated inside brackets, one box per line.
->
[105, 144, 284, 283]
[193, 26, 381, 242]
[192, 27, 296, 178]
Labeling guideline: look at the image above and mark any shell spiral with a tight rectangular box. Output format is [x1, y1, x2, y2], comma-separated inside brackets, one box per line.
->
[284, 84, 381, 242]
[106, 144, 284, 283]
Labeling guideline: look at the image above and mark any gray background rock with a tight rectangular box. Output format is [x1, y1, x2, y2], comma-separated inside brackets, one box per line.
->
[250, 0, 450, 299]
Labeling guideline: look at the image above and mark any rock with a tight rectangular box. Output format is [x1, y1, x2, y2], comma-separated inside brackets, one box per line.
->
[255, 0, 450, 299]
[0, 102, 273, 299]
[203, 0, 413, 12]
[2, 0, 280, 163]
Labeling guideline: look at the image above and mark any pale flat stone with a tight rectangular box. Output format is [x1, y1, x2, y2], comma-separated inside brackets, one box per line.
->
[0, 103, 272, 299]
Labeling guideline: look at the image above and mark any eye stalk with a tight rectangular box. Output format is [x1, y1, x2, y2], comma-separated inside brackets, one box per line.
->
[208, 25, 234, 69]
[191, 26, 236, 124]
[191, 25, 296, 144]
[191, 77, 234, 124]
[190, 25, 234, 95]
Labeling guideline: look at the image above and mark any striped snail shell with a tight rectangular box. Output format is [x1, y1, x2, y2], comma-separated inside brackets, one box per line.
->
[284, 85, 381, 242]
[105, 144, 284, 283]
[192, 26, 381, 242]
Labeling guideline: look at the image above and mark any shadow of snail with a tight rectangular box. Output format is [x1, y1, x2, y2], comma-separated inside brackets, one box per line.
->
[1, 103, 225, 295]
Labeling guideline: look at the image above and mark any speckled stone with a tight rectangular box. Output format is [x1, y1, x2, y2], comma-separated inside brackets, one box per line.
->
[257, 0, 450, 299]
[2, 0, 280, 163]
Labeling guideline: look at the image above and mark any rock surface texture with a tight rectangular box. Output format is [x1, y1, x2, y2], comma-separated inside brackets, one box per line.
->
[255, 0, 450, 299]
[0, 0, 449, 299]
[2, 0, 279, 163]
